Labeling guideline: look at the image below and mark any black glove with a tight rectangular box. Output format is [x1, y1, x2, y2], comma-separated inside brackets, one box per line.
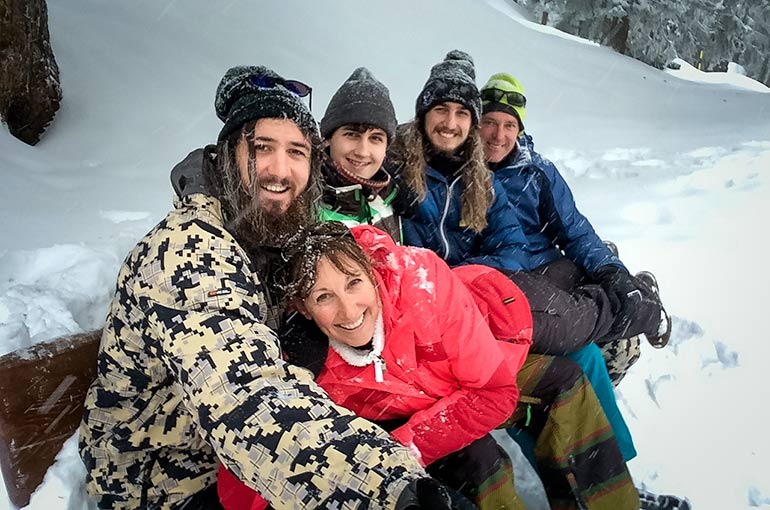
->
[594, 265, 642, 336]
[594, 265, 640, 313]
[395, 478, 478, 510]
[388, 162, 421, 219]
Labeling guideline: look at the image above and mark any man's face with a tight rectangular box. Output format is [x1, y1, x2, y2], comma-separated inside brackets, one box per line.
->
[235, 118, 311, 215]
[329, 125, 388, 180]
[423, 102, 472, 154]
[480, 111, 520, 163]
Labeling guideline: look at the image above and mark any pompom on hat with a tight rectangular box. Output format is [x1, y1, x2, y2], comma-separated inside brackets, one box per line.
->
[415, 50, 481, 124]
[320, 67, 397, 142]
[214, 65, 319, 142]
[480, 73, 527, 132]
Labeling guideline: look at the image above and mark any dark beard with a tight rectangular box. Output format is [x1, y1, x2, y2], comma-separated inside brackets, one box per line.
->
[227, 188, 313, 251]
[212, 135, 320, 253]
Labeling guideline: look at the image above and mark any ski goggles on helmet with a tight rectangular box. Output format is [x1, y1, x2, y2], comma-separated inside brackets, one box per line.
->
[248, 74, 313, 108]
[481, 88, 526, 108]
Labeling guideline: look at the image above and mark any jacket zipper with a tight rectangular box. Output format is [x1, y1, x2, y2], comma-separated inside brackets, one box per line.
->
[439, 176, 461, 260]
[374, 355, 386, 383]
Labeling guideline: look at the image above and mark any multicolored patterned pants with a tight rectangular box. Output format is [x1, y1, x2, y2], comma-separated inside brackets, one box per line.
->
[508, 354, 640, 510]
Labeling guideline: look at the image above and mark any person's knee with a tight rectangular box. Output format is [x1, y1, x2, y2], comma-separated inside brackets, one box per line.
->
[541, 356, 584, 395]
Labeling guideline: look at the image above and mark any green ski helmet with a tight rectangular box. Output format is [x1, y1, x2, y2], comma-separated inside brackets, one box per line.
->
[480, 73, 527, 132]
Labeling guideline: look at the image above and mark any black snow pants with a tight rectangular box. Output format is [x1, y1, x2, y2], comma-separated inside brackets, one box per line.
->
[501, 258, 662, 373]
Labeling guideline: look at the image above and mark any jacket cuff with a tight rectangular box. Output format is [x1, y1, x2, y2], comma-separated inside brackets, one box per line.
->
[390, 425, 425, 467]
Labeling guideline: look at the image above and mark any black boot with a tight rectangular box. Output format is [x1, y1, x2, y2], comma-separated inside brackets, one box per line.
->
[638, 487, 692, 510]
[635, 271, 672, 348]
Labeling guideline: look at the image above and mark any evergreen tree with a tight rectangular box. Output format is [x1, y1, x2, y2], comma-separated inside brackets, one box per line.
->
[514, 0, 770, 85]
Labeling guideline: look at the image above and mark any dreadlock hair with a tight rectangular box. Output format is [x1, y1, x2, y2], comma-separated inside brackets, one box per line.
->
[282, 222, 376, 304]
[204, 118, 324, 252]
[390, 119, 492, 233]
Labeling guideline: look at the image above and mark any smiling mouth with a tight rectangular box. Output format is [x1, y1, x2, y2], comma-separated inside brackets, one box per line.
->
[260, 183, 290, 194]
[346, 158, 370, 170]
[337, 312, 365, 330]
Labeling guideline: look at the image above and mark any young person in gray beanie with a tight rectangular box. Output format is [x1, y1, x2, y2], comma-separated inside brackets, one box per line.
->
[315, 66, 409, 243]
[392, 48, 524, 257]
[80, 63, 461, 510]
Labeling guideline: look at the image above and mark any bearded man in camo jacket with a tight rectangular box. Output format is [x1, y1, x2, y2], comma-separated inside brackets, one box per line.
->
[78, 65, 459, 510]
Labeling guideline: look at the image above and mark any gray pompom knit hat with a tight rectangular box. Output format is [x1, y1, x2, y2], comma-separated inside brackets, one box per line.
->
[214, 65, 319, 142]
[320, 67, 397, 142]
[415, 50, 481, 124]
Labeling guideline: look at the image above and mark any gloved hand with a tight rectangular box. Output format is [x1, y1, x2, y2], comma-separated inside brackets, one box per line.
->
[593, 265, 643, 338]
[389, 165, 421, 219]
[395, 478, 478, 510]
[594, 265, 640, 314]
[170, 145, 216, 198]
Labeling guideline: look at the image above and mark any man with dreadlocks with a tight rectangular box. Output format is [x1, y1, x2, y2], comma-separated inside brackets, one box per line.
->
[392, 50, 532, 272]
[79, 65, 460, 510]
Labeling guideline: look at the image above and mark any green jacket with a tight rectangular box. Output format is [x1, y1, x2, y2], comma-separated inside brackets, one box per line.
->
[319, 162, 403, 243]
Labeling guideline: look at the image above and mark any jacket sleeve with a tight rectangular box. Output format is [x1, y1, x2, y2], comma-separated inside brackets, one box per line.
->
[141, 219, 423, 509]
[536, 154, 625, 275]
[462, 177, 532, 272]
[390, 251, 520, 466]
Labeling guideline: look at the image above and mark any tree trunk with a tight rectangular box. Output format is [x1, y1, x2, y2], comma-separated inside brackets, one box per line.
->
[603, 15, 630, 55]
[0, 0, 61, 146]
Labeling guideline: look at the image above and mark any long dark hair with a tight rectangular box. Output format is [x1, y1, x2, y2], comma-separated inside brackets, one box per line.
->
[390, 119, 492, 233]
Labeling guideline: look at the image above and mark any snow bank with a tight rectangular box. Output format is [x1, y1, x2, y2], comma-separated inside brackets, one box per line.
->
[0, 244, 118, 357]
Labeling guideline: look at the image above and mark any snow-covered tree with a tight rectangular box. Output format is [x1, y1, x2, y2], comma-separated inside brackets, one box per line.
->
[514, 0, 770, 85]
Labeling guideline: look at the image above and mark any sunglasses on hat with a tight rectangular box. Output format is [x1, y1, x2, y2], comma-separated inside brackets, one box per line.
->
[248, 74, 313, 109]
[481, 88, 526, 108]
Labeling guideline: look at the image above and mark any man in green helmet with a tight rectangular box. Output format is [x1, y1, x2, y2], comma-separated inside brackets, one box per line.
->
[479, 72, 672, 386]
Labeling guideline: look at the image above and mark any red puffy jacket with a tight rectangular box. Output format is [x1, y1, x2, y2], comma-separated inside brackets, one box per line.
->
[218, 225, 532, 509]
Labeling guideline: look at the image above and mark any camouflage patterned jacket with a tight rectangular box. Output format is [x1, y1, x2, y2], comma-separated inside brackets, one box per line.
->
[79, 193, 424, 509]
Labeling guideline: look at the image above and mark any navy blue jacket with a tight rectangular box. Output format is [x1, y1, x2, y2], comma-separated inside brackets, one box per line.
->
[402, 164, 532, 272]
[493, 134, 623, 275]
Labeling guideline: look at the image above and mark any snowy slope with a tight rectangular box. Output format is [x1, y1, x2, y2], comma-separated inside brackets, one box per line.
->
[1, 0, 770, 508]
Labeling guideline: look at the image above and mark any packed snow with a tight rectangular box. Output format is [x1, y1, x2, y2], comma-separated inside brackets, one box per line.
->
[1, 0, 769, 509]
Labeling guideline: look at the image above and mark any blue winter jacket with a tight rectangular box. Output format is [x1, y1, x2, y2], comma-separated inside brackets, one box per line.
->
[493, 134, 624, 275]
[402, 164, 532, 272]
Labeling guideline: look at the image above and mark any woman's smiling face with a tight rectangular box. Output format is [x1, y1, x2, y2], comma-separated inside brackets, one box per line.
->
[302, 254, 380, 347]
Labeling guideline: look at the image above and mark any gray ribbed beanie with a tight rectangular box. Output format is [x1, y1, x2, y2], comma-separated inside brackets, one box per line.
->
[214, 65, 319, 142]
[320, 67, 397, 141]
[415, 50, 481, 123]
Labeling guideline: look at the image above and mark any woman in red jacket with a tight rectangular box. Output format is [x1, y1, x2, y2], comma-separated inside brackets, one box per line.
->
[298, 224, 530, 471]
[219, 222, 529, 510]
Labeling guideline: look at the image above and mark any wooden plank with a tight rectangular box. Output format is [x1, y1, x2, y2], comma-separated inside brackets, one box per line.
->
[0, 330, 101, 508]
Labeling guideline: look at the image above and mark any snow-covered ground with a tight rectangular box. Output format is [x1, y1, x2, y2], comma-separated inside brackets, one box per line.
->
[1, 0, 769, 508]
